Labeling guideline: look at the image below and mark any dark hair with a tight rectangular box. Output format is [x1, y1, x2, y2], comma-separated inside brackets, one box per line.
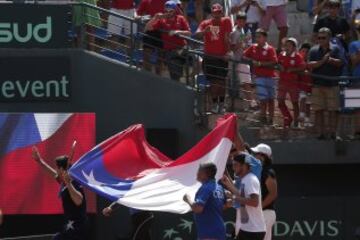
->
[262, 154, 273, 167]
[255, 152, 273, 167]
[327, 0, 340, 7]
[300, 42, 311, 50]
[199, 163, 217, 179]
[255, 28, 268, 37]
[236, 12, 247, 20]
[318, 27, 332, 37]
[233, 153, 246, 164]
[55, 155, 69, 170]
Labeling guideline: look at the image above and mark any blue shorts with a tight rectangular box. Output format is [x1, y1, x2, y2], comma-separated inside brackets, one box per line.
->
[255, 77, 276, 100]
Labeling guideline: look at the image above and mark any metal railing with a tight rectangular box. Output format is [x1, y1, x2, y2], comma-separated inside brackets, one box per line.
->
[70, 2, 360, 140]
[2, 1, 360, 140]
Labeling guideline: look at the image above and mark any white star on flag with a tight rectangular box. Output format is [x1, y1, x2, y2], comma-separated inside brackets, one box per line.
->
[82, 170, 128, 198]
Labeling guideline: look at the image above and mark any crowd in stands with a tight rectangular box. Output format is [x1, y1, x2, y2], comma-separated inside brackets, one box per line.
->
[7, 0, 360, 140]
[97, 0, 360, 139]
[93, 0, 360, 140]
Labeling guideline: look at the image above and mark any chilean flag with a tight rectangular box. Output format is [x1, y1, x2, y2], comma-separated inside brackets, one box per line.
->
[70, 114, 236, 214]
[0, 113, 96, 214]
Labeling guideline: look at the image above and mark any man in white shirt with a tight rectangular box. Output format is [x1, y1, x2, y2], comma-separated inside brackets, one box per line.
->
[260, 0, 288, 50]
[222, 154, 266, 240]
[231, 0, 265, 40]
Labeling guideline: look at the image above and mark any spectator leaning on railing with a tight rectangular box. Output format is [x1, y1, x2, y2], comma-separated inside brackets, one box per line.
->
[230, 0, 265, 41]
[73, 0, 102, 51]
[107, 0, 137, 52]
[137, 0, 167, 74]
[308, 27, 343, 140]
[243, 28, 278, 125]
[145, 0, 191, 81]
[350, 18, 360, 79]
[196, 3, 232, 113]
[277, 37, 306, 128]
[230, 12, 256, 111]
[349, 17, 360, 135]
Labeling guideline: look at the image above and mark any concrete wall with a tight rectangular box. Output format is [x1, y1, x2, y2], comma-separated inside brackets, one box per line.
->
[0, 49, 200, 153]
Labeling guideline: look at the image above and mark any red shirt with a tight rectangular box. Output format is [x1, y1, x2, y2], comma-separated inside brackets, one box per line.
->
[298, 51, 312, 93]
[278, 51, 305, 85]
[198, 17, 232, 56]
[137, 0, 167, 16]
[243, 43, 278, 77]
[111, 0, 134, 9]
[152, 15, 190, 50]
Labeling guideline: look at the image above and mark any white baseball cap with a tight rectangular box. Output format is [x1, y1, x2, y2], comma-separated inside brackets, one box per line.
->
[251, 143, 272, 158]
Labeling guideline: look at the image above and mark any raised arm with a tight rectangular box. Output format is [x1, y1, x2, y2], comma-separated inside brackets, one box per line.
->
[62, 170, 84, 206]
[32, 146, 58, 179]
[221, 175, 259, 207]
[233, 117, 246, 152]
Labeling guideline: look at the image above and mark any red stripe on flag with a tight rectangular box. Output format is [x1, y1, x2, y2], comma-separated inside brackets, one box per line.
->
[0, 113, 96, 215]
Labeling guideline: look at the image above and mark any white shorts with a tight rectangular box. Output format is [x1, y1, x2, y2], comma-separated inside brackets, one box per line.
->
[263, 209, 276, 240]
[237, 63, 252, 84]
[107, 8, 137, 36]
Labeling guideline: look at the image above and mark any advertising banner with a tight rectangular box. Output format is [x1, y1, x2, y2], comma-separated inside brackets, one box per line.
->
[0, 56, 71, 102]
[151, 197, 360, 240]
[0, 4, 71, 48]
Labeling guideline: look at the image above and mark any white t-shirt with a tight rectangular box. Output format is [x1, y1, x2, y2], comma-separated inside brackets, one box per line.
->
[231, 0, 265, 23]
[236, 172, 266, 233]
[263, 0, 287, 7]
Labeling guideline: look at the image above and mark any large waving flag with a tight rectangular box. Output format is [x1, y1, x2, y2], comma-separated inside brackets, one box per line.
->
[0, 113, 96, 214]
[70, 114, 236, 214]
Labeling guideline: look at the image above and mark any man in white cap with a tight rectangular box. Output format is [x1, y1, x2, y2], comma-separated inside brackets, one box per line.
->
[277, 37, 306, 128]
[251, 143, 278, 240]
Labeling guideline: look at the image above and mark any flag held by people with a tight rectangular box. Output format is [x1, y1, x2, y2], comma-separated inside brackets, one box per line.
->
[69, 114, 237, 214]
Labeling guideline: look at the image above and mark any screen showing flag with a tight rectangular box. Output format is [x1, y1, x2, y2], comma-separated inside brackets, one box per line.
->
[0, 113, 96, 214]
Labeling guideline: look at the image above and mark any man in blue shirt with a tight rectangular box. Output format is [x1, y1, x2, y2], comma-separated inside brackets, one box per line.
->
[183, 163, 228, 240]
[349, 19, 360, 80]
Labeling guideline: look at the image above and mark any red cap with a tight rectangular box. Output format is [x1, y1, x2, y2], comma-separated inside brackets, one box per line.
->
[211, 3, 223, 13]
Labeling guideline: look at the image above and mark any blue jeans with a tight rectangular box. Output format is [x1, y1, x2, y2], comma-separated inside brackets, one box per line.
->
[255, 77, 275, 100]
